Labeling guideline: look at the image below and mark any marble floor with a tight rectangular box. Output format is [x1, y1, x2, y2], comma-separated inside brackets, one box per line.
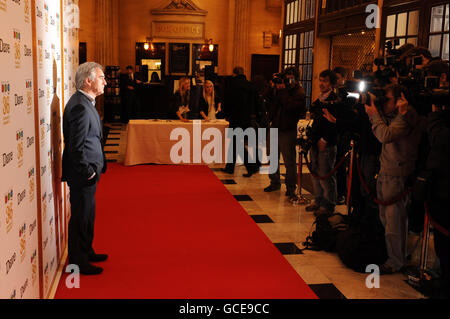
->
[102, 122, 436, 299]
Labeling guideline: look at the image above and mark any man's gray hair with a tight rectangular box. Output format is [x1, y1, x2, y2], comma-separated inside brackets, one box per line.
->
[75, 62, 104, 90]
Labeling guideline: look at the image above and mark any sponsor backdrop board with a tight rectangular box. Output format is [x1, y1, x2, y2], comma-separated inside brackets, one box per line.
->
[35, 0, 63, 298]
[61, 0, 79, 260]
[0, 0, 79, 299]
[0, 0, 40, 300]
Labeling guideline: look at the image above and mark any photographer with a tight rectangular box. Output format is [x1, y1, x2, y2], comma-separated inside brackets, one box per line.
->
[365, 84, 423, 274]
[264, 67, 306, 199]
[305, 70, 338, 215]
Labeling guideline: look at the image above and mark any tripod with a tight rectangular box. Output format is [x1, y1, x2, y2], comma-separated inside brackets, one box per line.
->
[291, 147, 311, 205]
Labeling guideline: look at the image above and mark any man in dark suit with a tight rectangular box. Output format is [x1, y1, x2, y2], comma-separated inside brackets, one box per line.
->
[222, 67, 260, 177]
[62, 62, 108, 275]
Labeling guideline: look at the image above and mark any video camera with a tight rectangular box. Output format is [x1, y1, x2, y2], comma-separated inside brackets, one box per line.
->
[296, 125, 313, 153]
[371, 42, 448, 115]
[272, 68, 298, 89]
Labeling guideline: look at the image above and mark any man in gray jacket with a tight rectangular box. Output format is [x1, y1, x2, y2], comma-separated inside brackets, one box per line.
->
[365, 84, 424, 274]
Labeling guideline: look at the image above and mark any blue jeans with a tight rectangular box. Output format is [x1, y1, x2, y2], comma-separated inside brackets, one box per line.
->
[310, 145, 337, 212]
[377, 173, 409, 270]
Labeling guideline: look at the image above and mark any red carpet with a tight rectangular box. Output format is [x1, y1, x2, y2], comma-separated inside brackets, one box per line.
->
[54, 164, 317, 299]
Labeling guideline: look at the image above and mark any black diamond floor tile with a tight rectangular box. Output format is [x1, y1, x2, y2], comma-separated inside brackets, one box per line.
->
[233, 195, 253, 201]
[273, 243, 303, 255]
[221, 179, 237, 185]
[308, 284, 346, 299]
[250, 215, 274, 223]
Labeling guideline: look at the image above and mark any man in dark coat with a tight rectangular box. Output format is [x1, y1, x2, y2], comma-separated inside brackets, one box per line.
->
[62, 62, 108, 275]
[263, 67, 306, 198]
[222, 67, 259, 176]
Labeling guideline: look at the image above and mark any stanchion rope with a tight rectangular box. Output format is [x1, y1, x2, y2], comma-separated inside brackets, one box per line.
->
[424, 203, 449, 237]
[303, 151, 349, 181]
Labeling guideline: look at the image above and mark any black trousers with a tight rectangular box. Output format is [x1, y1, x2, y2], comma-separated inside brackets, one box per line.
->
[225, 128, 260, 173]
[68, 180, 97, 266]
[269, 129, 298, 192]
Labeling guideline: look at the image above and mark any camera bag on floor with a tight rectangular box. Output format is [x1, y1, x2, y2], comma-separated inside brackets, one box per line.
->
[336, 210, 388, 273]
[303, 213, 349, 252]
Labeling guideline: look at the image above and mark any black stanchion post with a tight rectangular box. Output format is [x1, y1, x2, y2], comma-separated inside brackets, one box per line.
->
[292, 149, 311, 205]
[419, 212, 431, 280]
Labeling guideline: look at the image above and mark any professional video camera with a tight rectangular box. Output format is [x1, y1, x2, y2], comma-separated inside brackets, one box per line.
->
[272, 72, 297, 87]
[372, 42, 449, 115]
[296, 125, 313, 152]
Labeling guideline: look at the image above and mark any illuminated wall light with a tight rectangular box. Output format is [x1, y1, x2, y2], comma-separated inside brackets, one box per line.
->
[144, 43, 150, 50]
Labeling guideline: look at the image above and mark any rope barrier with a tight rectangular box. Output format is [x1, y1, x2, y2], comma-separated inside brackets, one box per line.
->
[303, 151, 349, 181]
[355, 155, 412, 206]
[424, 203, 449, 237]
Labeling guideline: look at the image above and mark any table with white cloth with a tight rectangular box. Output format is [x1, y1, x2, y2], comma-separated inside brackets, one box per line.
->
[124, 119, 229, 166]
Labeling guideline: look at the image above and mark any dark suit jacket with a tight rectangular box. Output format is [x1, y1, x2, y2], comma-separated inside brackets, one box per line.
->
[62, 91, 106, 188]
[172, 86, 202, 119]
[223, 74, 257, 128]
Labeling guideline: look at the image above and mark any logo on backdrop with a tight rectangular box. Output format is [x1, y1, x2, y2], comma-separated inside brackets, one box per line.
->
[3, 149, 13, 170]
[20, 279, 29, 299]
[4, 189, 14, 233]
[29, 218, 36, 237]
[48, 149, 52, 171]
[6, 252, 16, 275]
[43, 236, 48, 249]
[40, 118, 45, 147]
[13, 29, 21, 69]
[26, 80, 32, 114]
[56, 12, 61, 34]
[42, 192, 47, 221]
[51, 43, 55, 62]
[0, 37, 11, 55]
[45, 48, 50, 61]
[64, 3, 80, 29]
[36, 4, 42, 19]
[44, 262, 49, 292]
[17, 188, 26, 207]
[38, 40, 43, 68]
[24, 43, 32, 59]
[44, 3, 49, 32]
[19, 223, 27, 263]
[49, 215, 54, 243]
[46, 78, 51, 104]
[0, 0, 6, 12]
[17, 130, 24, 168]
[2, 81, 11, 125]
[24, 0, 30, 23]
[28, 167, 35, 202]
[30, 249, 37, 286]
